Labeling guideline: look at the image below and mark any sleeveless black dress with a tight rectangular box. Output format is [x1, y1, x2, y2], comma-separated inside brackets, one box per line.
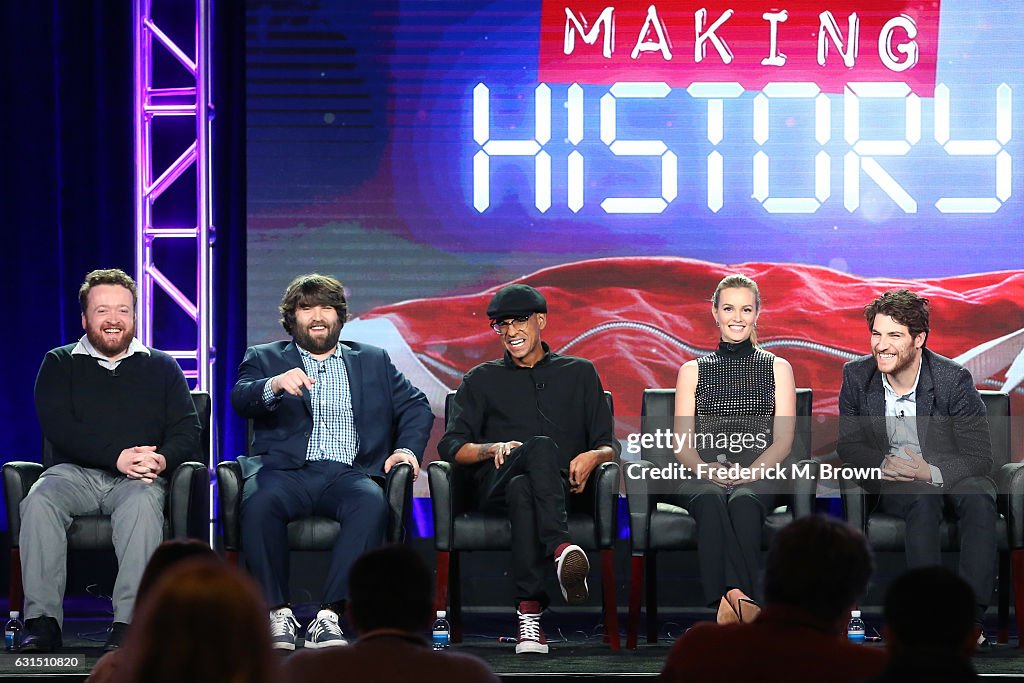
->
[694, 338, 776, 468]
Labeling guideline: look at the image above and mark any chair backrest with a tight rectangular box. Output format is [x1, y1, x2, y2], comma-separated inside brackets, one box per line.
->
[443, 390, 614, 427]
[639, 387, 812, 463]
[43, 389, 212, 468]
[980, 390, 1010, 471]
[190, 390, 212, 467]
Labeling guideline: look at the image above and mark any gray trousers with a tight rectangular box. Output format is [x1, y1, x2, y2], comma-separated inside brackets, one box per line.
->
[19, 463, 166, 626]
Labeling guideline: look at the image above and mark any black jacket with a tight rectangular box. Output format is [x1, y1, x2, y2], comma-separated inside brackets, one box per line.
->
[837, 348, 991, 490]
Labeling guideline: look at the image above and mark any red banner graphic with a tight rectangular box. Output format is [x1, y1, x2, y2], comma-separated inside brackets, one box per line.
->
[538, 1, 941, 95]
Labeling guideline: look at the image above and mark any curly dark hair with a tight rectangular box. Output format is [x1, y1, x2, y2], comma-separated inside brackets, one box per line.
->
[278, 273, 349, 335]
[78, 268, 138, 313]
[863, 289, 930, 343]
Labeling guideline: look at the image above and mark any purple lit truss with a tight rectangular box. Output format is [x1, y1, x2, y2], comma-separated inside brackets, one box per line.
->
[132, 0, 214, 393]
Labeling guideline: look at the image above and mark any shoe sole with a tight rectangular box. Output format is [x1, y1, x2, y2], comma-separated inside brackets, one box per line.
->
[271, 641, 296, 651]
[303, 639, 348, 649]
[516, 641, 549, 654]
[557, 547, 590, 605]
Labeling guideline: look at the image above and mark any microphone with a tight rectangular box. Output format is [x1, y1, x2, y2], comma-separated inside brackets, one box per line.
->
[535, 383, 545, 390]
[898, 410, 905, 419]
[319, 364, 326, 374]
[109, 367, 119, 378]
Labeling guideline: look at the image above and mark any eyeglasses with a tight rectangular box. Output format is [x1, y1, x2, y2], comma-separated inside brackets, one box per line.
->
[490, 314, 533, 334]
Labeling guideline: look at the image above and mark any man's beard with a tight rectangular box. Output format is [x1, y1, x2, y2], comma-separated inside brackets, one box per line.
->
[874, 346, 916, 376]
[86, 322, 135, 358]
[294, 320, 342, 355]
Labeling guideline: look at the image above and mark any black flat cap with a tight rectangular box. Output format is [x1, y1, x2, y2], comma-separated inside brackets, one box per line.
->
[486, 284, 547, 320]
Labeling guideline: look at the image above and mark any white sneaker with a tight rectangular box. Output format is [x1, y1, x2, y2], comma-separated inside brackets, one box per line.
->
[305, 609, 348, 649]
[555, 544, 590, 605]
[270, 607, 300, 650]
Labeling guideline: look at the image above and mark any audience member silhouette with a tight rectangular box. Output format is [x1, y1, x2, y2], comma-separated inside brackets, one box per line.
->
[113, 558, 276, 683]
[660, 515, 887, 683]
[88, 540, 218, 683]
[282, 544, 500, 683]
[869, 566, 981, 683]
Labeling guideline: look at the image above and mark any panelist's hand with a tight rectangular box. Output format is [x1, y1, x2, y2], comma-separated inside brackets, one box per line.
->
[271, 368, 315, 397]
[880, 447, 930, 482]
[118, 446, 161, 483]
[384, 450, 420, 480]
[484, 441, 522, 469]
[568, 450, 600, 494]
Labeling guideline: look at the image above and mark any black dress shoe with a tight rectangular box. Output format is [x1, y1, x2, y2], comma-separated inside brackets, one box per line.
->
[19, 616, 62, 653]
[103, 622, 128, 652]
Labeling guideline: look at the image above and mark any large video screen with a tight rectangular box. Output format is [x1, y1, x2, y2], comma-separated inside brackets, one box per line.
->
[246, 0, 1024, 478]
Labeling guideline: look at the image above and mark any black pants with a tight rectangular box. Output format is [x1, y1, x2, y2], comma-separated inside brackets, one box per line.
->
[673, 478, 776, 605]
[477, 436, 573, 607]
[241, 460, 389, 607]
[877, 475, 997, 621]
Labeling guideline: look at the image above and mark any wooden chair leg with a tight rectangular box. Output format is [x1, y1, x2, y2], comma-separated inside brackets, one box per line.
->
[627, 555, 643, 649]
[1013, 548, 1024, 649]
[434, 550, 450, 614]
[646, 551, 658, 643]
[450, 551, 463, 643]
[998, 550, 1010, 644]
[9, 549, 23, 614]
[600, 548, 620, 649]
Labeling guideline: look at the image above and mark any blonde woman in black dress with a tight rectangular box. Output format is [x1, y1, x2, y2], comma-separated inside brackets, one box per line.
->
[673, 274, 796, 623]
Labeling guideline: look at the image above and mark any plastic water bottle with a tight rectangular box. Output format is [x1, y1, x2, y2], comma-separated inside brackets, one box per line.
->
[847, 610, 866, 643]
[4, 611, 23, 652]
[432, 610, 451, 650]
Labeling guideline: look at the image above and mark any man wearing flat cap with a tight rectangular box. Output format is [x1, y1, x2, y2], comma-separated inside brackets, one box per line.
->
[438, 284, 619, 654]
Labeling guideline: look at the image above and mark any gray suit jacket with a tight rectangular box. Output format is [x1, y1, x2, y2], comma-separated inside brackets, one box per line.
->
[837, 348, 992, 490]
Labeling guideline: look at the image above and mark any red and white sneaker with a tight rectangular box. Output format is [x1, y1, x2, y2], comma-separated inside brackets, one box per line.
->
[555, 543, 590, 605]
[516, 601, 549, 654]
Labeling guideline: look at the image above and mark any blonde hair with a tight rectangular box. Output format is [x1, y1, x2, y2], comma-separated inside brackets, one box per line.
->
[711, 274, 762, 346]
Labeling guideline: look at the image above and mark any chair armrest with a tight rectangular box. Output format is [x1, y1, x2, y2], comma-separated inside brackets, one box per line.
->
[168, 461, 210, 540]
[622, 460, 655, 555]
[3, 462, 43, 547]
[384, 462, 413, 544]
[996, 462, 1024, 549]
[790, 459, 819, 518]
[216, 461, 243, 552]
[428, 461, 454, 551]
[591, 461, 620, 549]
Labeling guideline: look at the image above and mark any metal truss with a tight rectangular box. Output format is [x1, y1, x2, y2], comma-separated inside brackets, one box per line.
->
[132, 0, 214, 392]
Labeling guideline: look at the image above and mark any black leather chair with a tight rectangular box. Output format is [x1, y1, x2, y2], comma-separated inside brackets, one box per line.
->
[215, 420, 413, 567]
[624, 387, 818, 648]
[429, 391, 621, 649]
[840, 390, 1021, 643]
[3, 390, 212, 612]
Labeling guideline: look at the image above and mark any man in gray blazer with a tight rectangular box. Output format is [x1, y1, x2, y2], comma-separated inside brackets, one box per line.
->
[837, 289, 994, 638]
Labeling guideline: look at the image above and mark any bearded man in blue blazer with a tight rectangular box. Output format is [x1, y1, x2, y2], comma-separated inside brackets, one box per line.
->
[837, 289, 995, 642]
[232, 274, 432, 651]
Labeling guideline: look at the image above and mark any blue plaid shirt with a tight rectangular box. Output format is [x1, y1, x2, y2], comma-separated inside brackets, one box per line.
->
[261, 346, 359, 464]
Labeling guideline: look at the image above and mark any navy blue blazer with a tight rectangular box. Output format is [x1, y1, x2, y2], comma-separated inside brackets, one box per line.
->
[837, 348, 992, 490]
[231, 340, 433, 477]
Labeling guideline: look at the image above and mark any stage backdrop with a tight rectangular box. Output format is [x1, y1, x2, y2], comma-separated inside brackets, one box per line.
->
[246, 0, 1024, 492]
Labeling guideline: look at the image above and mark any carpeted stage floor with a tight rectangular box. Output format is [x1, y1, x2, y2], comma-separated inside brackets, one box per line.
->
[3, 608, 1024, 681]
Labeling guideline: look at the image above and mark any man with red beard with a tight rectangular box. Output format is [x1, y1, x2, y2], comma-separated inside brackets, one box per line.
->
[21, 269, 201, 653]
[837, 289, 995, 644]
[438, 284, 619, 654]
[231, 274, 432, 651]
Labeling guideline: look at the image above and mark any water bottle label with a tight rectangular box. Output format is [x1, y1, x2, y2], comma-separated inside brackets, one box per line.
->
[432, 631, 449, 648]
[5, 630, 14, 651]
[848, 630, 865, 642]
